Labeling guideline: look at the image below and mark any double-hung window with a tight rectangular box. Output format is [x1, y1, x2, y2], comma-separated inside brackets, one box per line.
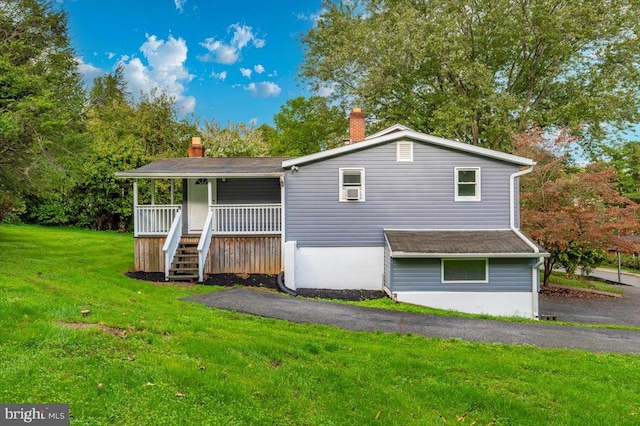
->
[454, 167, 481, 201]
[339, 168, 365, 201]
[441, 258, 488, 283]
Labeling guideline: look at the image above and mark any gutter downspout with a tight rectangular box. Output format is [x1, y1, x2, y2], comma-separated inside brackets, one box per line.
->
[509, 166, 543, 319]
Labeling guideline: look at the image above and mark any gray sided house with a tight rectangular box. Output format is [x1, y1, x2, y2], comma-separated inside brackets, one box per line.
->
[117, 113, 548, 318]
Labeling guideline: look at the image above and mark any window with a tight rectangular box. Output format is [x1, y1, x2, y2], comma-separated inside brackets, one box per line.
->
[442, 259, 488, 283]
[454, 167, 480, 201]
[339, 168, 365, 202]
[397, 141, 413, 162]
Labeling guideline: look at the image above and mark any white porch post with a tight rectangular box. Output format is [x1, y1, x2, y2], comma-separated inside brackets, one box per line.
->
[133, 180, 139, 236]
[133, 180, 139, 207]
[151, 179, 156, 205]
[170, 180, 175, 205]
[207, 179, 212, 207]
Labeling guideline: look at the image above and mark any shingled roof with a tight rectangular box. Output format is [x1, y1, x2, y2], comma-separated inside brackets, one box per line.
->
[384, 230, 547, 258]
[115, 157, 289, 178]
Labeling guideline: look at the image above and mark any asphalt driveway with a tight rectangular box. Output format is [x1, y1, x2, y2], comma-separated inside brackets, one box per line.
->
[186, 287, 640, 355]
[540, 285, 640, 327]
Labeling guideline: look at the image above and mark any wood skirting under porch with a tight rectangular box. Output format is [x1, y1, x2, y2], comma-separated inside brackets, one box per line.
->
[134, 235, 281, 275]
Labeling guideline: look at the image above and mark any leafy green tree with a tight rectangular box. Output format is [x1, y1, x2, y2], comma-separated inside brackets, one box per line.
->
[202, 120, 269, 157]
[76, 77, 196, 230]
[515, 127, 639, 286]
[301, 0, 640, 151]
[28, 69, 197, 230]
[270, 96, 348, 156]
[606, 141, 640, 203]
[0, 0, 85, 224]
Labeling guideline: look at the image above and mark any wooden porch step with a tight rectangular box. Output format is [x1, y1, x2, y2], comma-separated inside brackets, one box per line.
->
[171, 266, 198, 272]
[174, 261, 197, 266]
[168, 274, 199, 282]
[167, 239, 200, 282]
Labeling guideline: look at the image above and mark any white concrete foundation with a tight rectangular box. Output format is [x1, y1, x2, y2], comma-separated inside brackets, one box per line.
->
[393, 291, 535, 318]
[284, 243, 384, 290]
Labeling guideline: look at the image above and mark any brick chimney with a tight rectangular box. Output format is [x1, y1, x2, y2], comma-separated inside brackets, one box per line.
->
[349, 107, 366, 143]
[188, 136, 204, 158]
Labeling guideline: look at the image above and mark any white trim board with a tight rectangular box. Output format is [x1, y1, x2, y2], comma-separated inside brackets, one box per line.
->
[283, 128, 534, 169]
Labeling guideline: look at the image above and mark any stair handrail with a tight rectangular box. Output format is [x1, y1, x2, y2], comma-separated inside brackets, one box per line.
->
[197, 211, 214, 282]
[162, 210, 183, 280]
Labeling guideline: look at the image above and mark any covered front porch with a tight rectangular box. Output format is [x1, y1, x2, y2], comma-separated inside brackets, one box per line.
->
[116, 157, 288, 281]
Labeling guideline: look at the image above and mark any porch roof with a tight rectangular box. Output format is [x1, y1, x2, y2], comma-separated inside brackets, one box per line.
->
[384, 230, 548, 258]
[115, 157, 290, 179]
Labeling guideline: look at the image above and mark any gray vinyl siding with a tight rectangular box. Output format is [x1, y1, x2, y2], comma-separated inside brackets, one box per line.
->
[285, 140, 519, 246]
[390, 257, 534, 292]
[216, 178, 280, 204]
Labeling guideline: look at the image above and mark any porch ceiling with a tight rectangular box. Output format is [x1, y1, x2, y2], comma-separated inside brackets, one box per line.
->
[116, 157, 290, 178]
[384, 230, 548, 258]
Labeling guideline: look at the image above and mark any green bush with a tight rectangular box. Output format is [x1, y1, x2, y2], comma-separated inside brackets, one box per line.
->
[604, 252, 640, 270]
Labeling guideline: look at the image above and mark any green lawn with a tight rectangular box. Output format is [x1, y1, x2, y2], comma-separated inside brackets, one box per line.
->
[547, 271, 625, 295]
[599, 264, 640, 276]
[1, 225, 639, 425]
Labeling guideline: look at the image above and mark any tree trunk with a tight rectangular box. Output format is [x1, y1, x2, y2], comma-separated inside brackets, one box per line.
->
[542, 258, 553, 287]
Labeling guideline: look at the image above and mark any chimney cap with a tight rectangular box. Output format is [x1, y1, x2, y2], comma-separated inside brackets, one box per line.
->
[352, 107, 362, 113]
[191, 136, 202, 145]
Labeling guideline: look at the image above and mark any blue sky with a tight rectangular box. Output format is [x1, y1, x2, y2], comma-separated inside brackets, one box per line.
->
[63, 0, 324, 127]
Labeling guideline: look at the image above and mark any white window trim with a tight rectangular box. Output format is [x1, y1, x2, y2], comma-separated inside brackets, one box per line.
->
[339, 168, 365, 202]
[396, 141, 413, 162]
[454, 167, 481, 202]
[441, 258, 489, 283]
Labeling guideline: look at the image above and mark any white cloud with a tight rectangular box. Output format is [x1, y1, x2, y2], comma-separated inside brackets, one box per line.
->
[268, 70, 277, 77]
[243, 81, 281, 98]
[254, 64, 265, 74]
[174, 0, 187, 12]
[120, 34, 196, 114]
[198, 23, 265, 65]
[106, 51, 116, 59]
[198, 39, 238, 64]
[296, 11, 321, 23]
[240, 68, 252, 78]
[75, 56, 106, 87]
[211, 70, 227, 81]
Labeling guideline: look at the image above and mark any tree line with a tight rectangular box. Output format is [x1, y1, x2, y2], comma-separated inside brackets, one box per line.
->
[2, 0, 640, 284]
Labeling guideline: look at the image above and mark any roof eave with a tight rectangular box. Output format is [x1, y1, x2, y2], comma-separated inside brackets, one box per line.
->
[283, 129, 534, 168]
[115, 172, 285, 179]
[390, 251, 550, 259]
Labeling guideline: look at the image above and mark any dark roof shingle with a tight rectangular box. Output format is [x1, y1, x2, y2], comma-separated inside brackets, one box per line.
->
[116, 157, 289, 178]
[384, 230, 547, 257]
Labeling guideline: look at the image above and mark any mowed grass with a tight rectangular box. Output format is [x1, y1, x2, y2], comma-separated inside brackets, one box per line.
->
[1, 225, 639, 425]
[547, 271, 625, 294]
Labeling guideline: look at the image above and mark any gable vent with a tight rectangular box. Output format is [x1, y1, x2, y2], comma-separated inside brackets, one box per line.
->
[397, 141, 413, 162]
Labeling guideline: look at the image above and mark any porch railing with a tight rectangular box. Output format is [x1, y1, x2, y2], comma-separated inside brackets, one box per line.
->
[162, 210, 182, 280]
[133, 204, 282, 236]
[198, 211, 214, 282]
[134, 205, 182, 236]
[210, 204, 281, 235]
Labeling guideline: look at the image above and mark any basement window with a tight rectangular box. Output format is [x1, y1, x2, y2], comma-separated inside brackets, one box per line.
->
[442, 258, 488, 283]
[339, 168, 365, 202]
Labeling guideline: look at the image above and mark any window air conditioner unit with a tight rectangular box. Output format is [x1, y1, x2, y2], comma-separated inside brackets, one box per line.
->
[345, 187, 361, 200]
